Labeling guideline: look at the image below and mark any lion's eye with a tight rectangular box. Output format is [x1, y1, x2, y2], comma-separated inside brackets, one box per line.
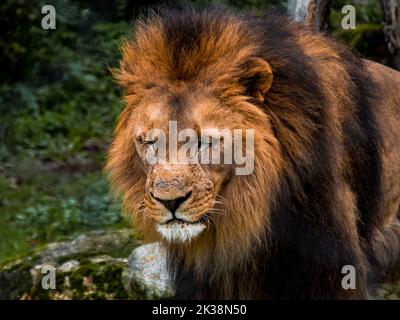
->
[136, 135, 156, 145]
[198, 139, 212, 151]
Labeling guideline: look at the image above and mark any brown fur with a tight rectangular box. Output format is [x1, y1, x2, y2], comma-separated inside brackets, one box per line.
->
[107, 7, 400, 299]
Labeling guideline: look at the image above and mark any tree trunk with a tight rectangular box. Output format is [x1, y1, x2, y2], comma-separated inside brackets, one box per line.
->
[288, 0, 332, 32]
[381, 0, 400, 69]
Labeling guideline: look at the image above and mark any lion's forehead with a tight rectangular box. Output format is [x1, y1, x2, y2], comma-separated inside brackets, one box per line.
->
[135, 94, 231, 133]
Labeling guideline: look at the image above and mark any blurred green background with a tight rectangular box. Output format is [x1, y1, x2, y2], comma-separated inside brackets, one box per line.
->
[0, 0, 392, 264]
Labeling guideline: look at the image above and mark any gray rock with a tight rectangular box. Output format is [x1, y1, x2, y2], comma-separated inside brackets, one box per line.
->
[36, 229, 139, 263]
[122, 243, 174, 299]
[59, 260, 80, 273]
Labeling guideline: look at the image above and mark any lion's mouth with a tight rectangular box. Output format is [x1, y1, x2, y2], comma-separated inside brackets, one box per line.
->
[161, 215, 207, 225]
[156, 218, 206, 242]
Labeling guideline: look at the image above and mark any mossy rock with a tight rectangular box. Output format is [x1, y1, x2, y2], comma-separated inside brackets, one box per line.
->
[0, 229, 144, 299]
[377, 282, 400, 300]
[27, 256, 131, 300]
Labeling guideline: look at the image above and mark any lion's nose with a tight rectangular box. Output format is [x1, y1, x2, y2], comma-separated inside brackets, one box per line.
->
[152, 191, 192, 214]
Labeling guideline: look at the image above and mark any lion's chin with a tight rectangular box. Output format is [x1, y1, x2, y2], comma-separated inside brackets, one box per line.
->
[156, 220, 206, 243]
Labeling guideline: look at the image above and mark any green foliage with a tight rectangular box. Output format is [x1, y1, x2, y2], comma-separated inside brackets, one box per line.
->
[0, 0, 129, 162]
[378, 283, 400, 300]
[225, 0, 286, 10]
[331, 0, 388, 63]
[11, 176, 122, 234]
[0, 168, 125, 262]
[331, 0, 383, 25]
[0, 1, 131, 264]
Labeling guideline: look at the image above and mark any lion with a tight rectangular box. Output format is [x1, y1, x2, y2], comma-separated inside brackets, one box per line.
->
[107, 8, 400, 299]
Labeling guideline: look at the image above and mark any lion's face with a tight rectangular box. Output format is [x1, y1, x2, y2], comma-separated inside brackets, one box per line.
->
[131, 86, 237, 242]
[108, 15, 281, 256]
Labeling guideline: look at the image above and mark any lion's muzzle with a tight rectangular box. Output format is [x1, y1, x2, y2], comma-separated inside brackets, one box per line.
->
[145, 164, 215, 242]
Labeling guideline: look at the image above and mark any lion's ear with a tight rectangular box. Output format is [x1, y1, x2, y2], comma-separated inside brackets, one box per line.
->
[240, 57, 273, 103]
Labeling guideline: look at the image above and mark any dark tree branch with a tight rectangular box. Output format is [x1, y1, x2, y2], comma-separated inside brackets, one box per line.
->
[288, 0, 332, 33]
[381, 0, 400, 69]
[306, 0, 332, 33]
